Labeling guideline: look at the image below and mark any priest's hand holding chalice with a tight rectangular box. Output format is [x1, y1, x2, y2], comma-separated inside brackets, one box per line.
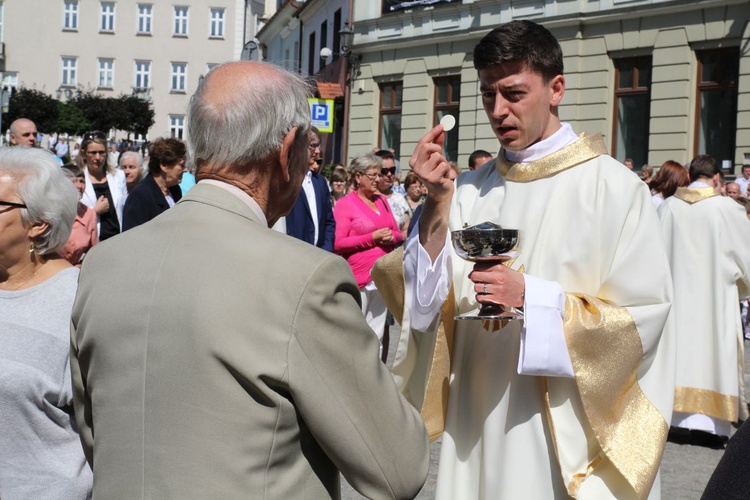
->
[453, 222, 524, 320]
[408, 114, 526, 323]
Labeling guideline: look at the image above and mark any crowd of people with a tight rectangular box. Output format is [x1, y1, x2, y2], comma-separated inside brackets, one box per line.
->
[2, 18, 750, 500]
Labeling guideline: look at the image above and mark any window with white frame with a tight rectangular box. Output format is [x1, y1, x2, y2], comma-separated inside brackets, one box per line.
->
[170, 62, 187, 92]
[134, 60, 151, 89]
[61, 56, 78, 86]
[100, 1, 115, 32]
[137, 4, 152, 34]
[63, 0, 79, 30]
[170, 115, 185, 139]
[209, 8, 224, 38]
[98, 58, 114, 88]
[173, 5, 188, 36]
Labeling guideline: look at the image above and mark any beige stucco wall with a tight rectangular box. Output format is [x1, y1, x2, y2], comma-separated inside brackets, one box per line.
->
[3, 0, 244, 139]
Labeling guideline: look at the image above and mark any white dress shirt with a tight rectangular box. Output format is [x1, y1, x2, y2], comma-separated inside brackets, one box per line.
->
[302, 170, 320, 245]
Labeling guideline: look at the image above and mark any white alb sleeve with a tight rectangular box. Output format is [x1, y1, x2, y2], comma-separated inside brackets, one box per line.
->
[403, 229, 451, 331]
[517, 273, 574, 378]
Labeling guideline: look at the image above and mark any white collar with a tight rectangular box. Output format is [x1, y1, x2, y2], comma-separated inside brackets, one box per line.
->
[504, 122, 579, 164]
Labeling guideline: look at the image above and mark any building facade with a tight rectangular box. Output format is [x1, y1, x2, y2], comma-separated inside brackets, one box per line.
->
[1, 0, 270, 140]
[259, 0, 353, 165]
[348, 0, 750, 175]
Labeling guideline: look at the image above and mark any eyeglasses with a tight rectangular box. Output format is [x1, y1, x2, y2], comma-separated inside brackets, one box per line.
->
[0, 200, 27, 209]
[308, 143, 321, 150]
[83, 131, 106, 142]
[362, 172, 382, 181]
[381, 167, 396, 176]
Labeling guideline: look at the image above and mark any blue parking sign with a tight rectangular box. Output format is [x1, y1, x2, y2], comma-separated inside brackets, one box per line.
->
[308, 98, 334, 133]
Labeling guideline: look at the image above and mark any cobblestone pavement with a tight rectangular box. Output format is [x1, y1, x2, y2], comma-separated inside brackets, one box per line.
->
[342, 328, 749, 499]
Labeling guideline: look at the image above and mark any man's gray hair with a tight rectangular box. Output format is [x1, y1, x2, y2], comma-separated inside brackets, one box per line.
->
[348, 153, 384, 176]
[187, 62, 313, 174]
[0, 147, 78, 255]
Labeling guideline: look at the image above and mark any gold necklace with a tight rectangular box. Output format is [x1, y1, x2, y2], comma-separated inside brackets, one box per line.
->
[10, 263, 44, 291]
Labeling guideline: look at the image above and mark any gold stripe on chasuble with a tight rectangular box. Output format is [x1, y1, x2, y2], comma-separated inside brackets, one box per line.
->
[673, 386, 739, 422]
[497, 133, 609, 182]
[674, 186, 718, 204]
[563, 294, 667, 499]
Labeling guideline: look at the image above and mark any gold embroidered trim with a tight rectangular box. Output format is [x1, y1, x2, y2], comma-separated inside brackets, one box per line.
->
[371, 248, 406, 324]
[568, 455, 603, 498]
[673, 386, 739, 422]
[371, 247, 454, 441]
[674, 187, 718, 204]
[497, 134, 608, 182]
[421, 287, 455, 441]
[563, 294, 667, 499]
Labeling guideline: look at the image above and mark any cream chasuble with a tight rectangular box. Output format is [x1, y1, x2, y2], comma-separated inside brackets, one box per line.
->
[659, 187, 750, 434]
[375, 134, 674, 499]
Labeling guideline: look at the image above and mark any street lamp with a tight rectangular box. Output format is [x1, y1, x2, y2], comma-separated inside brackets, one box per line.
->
[319, 23, 361, 78]
[55, 85, 73, 101]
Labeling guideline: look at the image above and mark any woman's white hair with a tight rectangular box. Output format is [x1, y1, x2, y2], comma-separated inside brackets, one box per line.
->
[0, 147, 78, 255]
[119, 150, 145, 181]
[187, 62, 313, 174]
[119, 150, 144, 167]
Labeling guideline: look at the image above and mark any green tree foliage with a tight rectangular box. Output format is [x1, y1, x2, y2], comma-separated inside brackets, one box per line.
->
[69, 89, 124, 133]
[56, 101, 90, 136]
[3, 87, 156, 137]
[3, 88, 59, 133]
[118, 94, 155, 137]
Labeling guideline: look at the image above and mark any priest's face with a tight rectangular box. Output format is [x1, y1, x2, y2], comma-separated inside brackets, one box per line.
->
[479, 62, 565, 151]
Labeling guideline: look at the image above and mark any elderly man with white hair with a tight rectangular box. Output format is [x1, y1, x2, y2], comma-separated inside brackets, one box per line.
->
[70, 61, 429, 499]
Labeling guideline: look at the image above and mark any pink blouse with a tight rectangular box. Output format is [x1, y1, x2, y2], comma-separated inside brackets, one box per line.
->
[59, 203, 99, 266]
[333, 192, 403, 289]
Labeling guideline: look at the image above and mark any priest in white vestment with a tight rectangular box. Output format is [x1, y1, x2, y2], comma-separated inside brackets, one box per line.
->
[658, 155, 750, 439]
[373, 20, 675, 499]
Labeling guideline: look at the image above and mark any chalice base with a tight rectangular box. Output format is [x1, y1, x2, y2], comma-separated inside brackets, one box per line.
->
[455, 304, 524, 321]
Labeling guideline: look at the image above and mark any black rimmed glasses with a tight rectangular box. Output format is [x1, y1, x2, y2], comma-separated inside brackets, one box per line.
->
[83, 131, 107, 142]
[0, 200, 27, 209]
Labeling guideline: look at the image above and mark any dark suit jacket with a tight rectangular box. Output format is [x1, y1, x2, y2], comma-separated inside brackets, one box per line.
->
[122, 173, 182, 231]
[70, 183, 429, 499]
[286, 171, 335, 251]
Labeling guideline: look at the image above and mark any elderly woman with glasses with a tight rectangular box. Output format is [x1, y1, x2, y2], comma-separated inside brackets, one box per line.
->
[78, 131, 128, 241]
[333, 153, 404, 359]
[0, 147, 93, 498]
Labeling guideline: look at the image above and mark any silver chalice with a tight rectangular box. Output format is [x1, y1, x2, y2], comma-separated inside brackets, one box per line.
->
[451, 221, 523, 321]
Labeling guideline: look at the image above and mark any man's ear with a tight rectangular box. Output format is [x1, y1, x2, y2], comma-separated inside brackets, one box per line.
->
[279, 126, 299, 182]
[549, 75, 565, 107]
